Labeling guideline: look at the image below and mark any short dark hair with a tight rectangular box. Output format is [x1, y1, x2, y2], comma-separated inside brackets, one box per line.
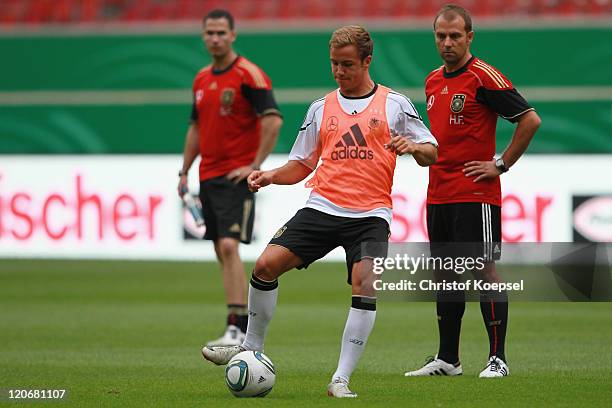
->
[434, 4, 473, 32]
[203, 9, 234, 30]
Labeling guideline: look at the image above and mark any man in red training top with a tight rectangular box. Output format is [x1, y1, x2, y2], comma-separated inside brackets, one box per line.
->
[178, 9, 283, 347]
[404, 4, 541, 379]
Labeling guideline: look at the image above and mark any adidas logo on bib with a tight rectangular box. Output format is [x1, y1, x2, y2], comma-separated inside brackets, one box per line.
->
[331, 124, 374, 161]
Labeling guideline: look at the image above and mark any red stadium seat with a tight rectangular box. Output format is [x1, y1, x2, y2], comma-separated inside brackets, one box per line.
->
[56, 0, 73, 22]
[278, 1, 303, 19]
[81, 0, 101, 22]
[0, 0, 22, 24]
[1, 0, 609, 24]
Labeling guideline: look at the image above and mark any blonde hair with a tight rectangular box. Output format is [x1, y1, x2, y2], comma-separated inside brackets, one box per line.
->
[329, 25, 373, 61]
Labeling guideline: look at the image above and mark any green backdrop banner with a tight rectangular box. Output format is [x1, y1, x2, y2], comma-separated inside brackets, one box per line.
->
[1, 28, 611, 153]
[1, 101, 609, 154]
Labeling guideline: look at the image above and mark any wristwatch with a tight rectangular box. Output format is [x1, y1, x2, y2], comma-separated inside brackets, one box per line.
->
[495, 158, 508, 174]
[178, 170, 188, 177]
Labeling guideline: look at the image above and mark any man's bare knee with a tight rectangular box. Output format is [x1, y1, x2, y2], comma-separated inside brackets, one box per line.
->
[217, 238, 239, 261]
[254, 255, 280, 281]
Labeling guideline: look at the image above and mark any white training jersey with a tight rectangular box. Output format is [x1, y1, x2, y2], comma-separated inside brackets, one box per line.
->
[289, 85, 437, 225]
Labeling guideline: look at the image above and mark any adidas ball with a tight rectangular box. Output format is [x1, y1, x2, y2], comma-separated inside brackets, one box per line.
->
[225, 351, 275, 397]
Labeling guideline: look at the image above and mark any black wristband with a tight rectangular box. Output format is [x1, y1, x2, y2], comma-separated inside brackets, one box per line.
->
[495, 158, 508, 174]
[178, 170, 188, 177]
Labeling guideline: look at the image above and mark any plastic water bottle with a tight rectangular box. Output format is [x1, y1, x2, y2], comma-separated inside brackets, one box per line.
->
[181, 187, 204, 227]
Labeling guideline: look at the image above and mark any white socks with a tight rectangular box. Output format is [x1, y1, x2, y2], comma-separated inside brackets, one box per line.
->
[332, 300, 376, 383]
[242, 277, 375, 386]
[242, 275, 278, 351]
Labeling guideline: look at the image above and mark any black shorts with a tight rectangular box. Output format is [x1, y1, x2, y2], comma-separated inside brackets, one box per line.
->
[427, 202, 501, 262]
[269, 208, 390, 284]
[199, 176, 255, 243]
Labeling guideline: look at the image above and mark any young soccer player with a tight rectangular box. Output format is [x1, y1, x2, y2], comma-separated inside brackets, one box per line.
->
[203, 25, 438, 397]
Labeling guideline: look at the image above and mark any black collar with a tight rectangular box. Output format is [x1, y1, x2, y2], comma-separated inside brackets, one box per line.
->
[212, 55, 240, 75]
[340, 83, 378, 100]
[443, 56, 475, 79]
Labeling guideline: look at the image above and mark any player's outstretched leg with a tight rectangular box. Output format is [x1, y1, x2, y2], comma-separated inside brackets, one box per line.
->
[202, 245, 300, 366]
[242, 245, 301, 351]
[241, 273, 279, 351]
[201, 273, 278, 365]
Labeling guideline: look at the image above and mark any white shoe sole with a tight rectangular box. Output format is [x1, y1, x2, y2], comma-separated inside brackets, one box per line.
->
[327, 390, 357, 398]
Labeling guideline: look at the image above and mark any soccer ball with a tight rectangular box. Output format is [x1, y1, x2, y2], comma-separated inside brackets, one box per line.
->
[224, 351, 275, 397]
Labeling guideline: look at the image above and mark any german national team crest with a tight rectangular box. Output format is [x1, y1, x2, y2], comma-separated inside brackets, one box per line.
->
[220, 88, 235, 106]
[368, 116, 381, 129]
[450, 94, 466, 113]
[220, 88, 235, 116]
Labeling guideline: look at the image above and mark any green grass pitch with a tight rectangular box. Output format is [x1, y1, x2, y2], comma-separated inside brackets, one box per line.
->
[1, 259, 611, 407]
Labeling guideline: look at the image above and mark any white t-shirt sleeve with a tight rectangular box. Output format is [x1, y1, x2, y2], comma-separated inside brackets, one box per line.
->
[288, 98, 325, 169]
[387, 92, 438, 146]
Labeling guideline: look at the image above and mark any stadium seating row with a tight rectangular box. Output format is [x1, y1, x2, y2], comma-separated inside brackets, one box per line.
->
[1, 0, 610, 24]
